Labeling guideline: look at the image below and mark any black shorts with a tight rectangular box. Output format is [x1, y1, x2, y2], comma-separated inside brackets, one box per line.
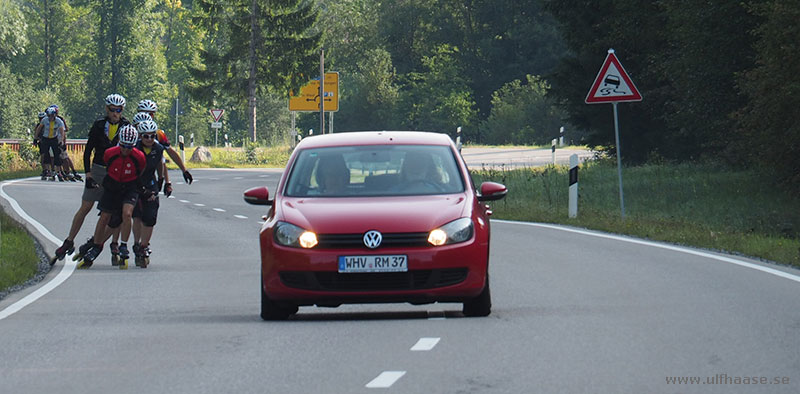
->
[39, 138, 62, 166]
[133, 194, 159, 227]
[98, 186, 139, 228]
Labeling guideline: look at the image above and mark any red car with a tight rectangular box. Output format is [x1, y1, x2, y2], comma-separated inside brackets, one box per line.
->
[244, 131, 507, 320]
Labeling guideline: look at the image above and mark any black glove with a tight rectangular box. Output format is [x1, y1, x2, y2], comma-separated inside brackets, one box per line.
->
[85, 177, 99, 189]
[163, 182, 173, 197]
[183, 170, 193, 184]
[142, 188, 157, 201]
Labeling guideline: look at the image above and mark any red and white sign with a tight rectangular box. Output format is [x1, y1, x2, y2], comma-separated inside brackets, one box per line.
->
[585, 50, 642, 104]
[209, 109, 224, 122]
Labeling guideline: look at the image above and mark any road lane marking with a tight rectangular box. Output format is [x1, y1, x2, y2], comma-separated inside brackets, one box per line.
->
[234, 215, 248, 219]
[497, 220, 800, 284]
[179, 200, 190, 203]
[0, 178, 77, 321]
[234, 177, 244, 180]
[366, 371, 406, 388]
[193, 203, 206, 207]
[411, 337, 440, 351]
[213, 208, 226, 212]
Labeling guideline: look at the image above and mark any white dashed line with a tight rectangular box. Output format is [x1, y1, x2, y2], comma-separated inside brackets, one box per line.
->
[366, 371, 406, 388]
[194, 203, 206, 207]
[259, 175, 268, 178]
[213, 208, 226, 212]
[234, 215, 248, 219]
[234, 176, 244, 180]
[179, 200, 190, 203]
[410, 337, 440, 351]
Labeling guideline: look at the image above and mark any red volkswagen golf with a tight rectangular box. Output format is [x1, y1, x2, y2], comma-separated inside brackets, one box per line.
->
[244, 131, 507, 320]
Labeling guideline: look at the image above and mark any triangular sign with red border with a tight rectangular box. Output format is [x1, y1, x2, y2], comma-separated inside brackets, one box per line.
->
[209, 109, 224, 122]
[585, 50, 642, 104]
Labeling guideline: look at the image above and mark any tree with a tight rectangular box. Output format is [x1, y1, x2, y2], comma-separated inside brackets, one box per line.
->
[193, 0, 322, 142]
[0, 0, 28, 60]
[736, 0, 800, 190]
[482, 75, 566, 145]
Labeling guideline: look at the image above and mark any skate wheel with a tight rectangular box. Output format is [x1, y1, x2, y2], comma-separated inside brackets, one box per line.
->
[120, 259, 128, 270]
[76, 259, 92, 269]
[72, 253, 83, 261]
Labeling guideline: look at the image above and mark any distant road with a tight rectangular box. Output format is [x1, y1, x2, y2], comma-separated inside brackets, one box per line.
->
[460, 146, 594, 169]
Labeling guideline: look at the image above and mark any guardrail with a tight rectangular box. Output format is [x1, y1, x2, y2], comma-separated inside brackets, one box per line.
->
[0, 138, 87, 156]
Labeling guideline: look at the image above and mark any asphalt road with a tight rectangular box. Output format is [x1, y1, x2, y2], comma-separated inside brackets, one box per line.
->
[1, 168, 799, 394]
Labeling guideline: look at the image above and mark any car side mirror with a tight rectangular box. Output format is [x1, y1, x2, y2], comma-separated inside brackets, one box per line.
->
[244, 186, 273, 206]
[477, 182, 507, 202]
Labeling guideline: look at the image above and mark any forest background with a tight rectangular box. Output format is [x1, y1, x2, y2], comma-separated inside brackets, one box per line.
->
[0, 0, 797, 190]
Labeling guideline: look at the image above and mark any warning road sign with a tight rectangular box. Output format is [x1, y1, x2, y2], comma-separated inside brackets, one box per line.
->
[585, 49, 642, 104]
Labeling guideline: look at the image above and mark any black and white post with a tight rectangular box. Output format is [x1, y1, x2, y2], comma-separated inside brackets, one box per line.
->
[569, 154, 578, 218]
[551, 139, 557, 165]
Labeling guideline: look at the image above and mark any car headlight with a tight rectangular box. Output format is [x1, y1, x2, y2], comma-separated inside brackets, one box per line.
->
[428, 218, 473, 246]
[274, 221, 318, 248]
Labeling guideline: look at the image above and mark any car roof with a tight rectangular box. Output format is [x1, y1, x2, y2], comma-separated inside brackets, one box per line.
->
[296, 131, 455, 149]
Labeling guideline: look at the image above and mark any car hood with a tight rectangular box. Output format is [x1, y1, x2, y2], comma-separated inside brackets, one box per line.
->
[278, 194, 470, 233]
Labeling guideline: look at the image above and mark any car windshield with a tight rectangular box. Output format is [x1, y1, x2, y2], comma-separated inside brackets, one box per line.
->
[284, 145, 465, 197]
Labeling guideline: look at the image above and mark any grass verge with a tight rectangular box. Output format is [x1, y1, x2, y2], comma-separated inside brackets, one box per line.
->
[0, 209, 41, 295]
[472, 160, 800, 268]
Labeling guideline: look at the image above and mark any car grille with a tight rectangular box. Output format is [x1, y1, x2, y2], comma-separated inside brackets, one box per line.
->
[279, 268, 468, 291]
[317, 232, 430, 249]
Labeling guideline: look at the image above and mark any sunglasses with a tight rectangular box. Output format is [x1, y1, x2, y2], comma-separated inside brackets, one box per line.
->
[108, 107, 123, 113]
[141, 134, 156, 140]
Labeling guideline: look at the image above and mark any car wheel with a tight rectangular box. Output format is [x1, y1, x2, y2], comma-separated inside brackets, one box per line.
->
[462, 275, 491, 317]
[261, 280, 298, 321]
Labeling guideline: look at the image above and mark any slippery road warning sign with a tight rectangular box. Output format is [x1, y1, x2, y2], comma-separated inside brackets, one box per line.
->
[585, 49, 642, 104]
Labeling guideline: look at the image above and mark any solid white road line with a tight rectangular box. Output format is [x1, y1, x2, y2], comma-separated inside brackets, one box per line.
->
[0, 179, 77, 321]
[497, 220, 800, 284]
[366, 371, 406, 388]
[410, 337, 440, 351]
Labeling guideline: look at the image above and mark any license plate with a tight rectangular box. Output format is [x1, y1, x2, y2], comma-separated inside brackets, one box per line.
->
[338, 255, 408, 273]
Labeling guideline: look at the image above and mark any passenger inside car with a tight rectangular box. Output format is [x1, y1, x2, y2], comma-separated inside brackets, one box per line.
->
[315, 155, 350, 195]
[395, 151, 444, 192]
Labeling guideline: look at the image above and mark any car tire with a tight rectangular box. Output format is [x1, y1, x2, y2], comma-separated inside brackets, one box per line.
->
[261, 280, 298, 320]
[462, 275, 491, 317]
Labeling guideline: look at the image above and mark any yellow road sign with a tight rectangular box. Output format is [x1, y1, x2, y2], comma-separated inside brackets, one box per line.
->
[289, 72, 339, 112]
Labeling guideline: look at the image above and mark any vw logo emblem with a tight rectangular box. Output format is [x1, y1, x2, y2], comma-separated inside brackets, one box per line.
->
[363, 230, 382, 249]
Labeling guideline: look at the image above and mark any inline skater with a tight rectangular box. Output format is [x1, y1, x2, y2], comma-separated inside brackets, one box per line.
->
[135, 100, 193, 187]
[75, 125, 146, 269]
[48, 104, 81, 181]
[130, 120, 165, 268]
[33, 107, 65, 181]
[51, 94, 129, 265]
[33, 112, 46, 179]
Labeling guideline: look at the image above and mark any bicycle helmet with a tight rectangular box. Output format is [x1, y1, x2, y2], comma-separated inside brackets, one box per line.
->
[105, 93, 126, 108]
[137, 120, 158, 135]
[118, 124, 138, 147]
[38, 112, 46, 120]
[49, 104, 59, 113]
[45, 107, 57, 116]
[132, 112, 152, 126]
[137, 99, 158, 112]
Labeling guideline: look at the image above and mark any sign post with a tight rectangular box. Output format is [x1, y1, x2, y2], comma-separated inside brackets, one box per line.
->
[585, 49, 642, 219]
[209, 109, 224, 148]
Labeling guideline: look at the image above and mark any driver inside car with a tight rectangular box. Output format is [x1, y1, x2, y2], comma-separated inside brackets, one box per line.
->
[315, 155, 350, 195]
[397, 151, 442, 192]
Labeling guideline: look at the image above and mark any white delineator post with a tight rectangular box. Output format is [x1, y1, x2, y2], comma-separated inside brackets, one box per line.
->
[551, 139, 557, 164]
[569, 154, 578, 218]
